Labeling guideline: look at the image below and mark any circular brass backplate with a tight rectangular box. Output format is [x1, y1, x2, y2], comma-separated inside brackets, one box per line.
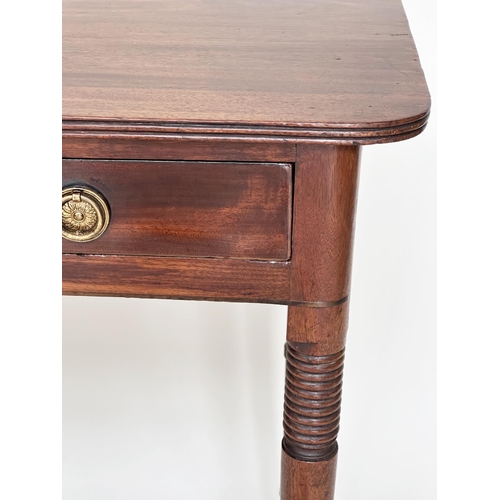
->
[62, 186, 110, 242]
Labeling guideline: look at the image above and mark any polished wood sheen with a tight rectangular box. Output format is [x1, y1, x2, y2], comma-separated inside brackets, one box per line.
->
[283, 343, 344, 462]
[62, 254, 291, 303]
[63, 160, 292, 260]
[62, 135, 297, 163]
[281, 451, 338, 500]
[290, 145, 360, 303]
[281, 303, 349, 499]
[63, 0, 430, 143]
[63, 0, 430, 498]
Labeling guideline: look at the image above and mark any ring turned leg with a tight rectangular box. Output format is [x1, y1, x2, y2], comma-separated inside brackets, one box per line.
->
[281, 304, 348, 500]
[281, 144, 359, 498]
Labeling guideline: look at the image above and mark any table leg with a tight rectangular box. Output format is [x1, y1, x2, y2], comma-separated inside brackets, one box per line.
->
[280, 304, 348, 500]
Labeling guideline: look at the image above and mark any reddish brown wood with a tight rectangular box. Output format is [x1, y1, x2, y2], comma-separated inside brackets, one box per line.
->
[63, 0, 430, 142]
[62, 254, 291, 303]
[63, 160, 292, 261]
[287, 305, 350, 355]
[281, 450, 338, 500]
[62, 134, 297, 163]
[62, 116, 429, 147]
[290, 145, 361, 303]
[283, 343, 344, 462]
[281, 303, 350, 499]
[62, 1, 431, 498]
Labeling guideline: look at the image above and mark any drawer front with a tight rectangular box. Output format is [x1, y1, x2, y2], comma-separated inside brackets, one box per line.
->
[62, 160, 292, 260]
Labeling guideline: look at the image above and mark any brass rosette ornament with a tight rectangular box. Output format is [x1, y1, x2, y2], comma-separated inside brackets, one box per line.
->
[62, 186, 110, 242]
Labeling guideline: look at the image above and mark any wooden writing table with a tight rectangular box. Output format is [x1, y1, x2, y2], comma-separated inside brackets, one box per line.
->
[62, 0, 430, 498]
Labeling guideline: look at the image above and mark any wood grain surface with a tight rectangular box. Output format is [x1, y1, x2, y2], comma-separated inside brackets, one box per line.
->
[63, 160, 292, 260]
[63, 0, 430, 143]
[283, 343, 344, 462]
[62, 254, 291, 303]
[290, 145, 360, 303]
[281, 450, 338, 500]
[287, 304, 350, 355]
[62, 144, 363, 305]
[281, 303, 349, 499]
[62, 3, 431, 499]
[62, 135, 297, 163]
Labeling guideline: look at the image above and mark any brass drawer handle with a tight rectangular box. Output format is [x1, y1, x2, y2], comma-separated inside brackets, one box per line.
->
[62, 186, 110, 242]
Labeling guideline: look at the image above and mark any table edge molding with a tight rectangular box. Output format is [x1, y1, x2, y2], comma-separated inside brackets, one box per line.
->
[62, 110, 430, 146]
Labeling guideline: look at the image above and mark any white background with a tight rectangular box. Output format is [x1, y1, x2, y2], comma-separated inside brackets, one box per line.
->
[61, 1, 436, 499]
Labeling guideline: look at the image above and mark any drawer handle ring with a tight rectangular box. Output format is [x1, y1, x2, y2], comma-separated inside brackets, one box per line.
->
[62, 186, 110, 242]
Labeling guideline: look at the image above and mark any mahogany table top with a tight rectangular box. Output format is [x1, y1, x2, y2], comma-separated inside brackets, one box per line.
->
[63, 0, 430, 142]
